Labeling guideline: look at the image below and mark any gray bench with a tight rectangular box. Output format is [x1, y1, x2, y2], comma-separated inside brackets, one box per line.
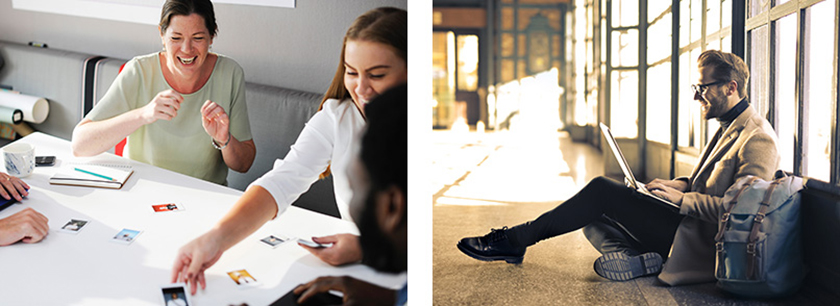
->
[0, 41, 338, 218]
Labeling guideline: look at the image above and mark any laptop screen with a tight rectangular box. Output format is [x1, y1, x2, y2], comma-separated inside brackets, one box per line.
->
[599, 122, 639, 189]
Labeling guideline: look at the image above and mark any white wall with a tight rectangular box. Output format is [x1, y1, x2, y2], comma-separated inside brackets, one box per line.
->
[0, 0, 407, 94]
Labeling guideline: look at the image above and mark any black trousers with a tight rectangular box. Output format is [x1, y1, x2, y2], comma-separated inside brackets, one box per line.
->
[508, 176, 684, 258]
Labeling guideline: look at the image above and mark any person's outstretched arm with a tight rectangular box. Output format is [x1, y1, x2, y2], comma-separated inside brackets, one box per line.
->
[171, 185, 277, 295]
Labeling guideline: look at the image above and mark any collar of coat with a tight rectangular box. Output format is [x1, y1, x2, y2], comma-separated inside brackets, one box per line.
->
[689, 105, 759, 185]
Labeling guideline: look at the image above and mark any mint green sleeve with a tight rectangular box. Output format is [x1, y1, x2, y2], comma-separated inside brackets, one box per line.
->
[227, 61, 252, 142]
[86, 58, 143, 121]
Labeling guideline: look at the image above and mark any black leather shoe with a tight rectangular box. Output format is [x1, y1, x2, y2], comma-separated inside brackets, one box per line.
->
[457, 227, 526, 264]
[593, 251, 662, 281]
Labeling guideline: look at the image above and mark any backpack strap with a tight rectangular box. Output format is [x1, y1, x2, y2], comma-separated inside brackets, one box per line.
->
[745, 178, 782, 280]
[715, 176, 760, 278]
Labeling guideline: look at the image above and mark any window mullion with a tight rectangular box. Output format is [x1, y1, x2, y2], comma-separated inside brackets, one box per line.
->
[832, 0, 840, 185]
[794, 7, 804, 176]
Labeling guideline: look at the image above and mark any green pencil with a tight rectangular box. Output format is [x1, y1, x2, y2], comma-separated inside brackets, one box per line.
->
[74, 168, 115, 181]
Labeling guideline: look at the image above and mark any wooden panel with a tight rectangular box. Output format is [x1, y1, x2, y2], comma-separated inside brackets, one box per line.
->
[433, 7, 486, 28]
[644, 142, 671, 180]
[501, 60, 515, 83]
[674, 150, 698, 177]
[518, 8, 540, 31]
[519, 0, 571, 4]
[501, 33, 515, 57]
[545, 8, 563, 31]
[501, 7, 514, 30]
[604, 138, 640, 178]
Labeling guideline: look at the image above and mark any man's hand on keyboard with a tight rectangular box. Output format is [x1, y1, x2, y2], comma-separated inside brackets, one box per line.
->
[645, 181, 685, 204]
[647, 178, 689, 192]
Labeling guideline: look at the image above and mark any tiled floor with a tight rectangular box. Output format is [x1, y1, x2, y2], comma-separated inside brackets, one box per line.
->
[431, 130, 815, 305]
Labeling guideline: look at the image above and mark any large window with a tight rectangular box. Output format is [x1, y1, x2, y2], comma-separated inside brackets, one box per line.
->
[776, 13, 796, 173]
[747, 0, 838, 182]
[804, 0, 836, 181]
[568, 0, 840, 184]
[609, 0, 639, 138]
[676, 0, 732, 152]
[580, 0, 600, 128]
[646, 1, 672, 144]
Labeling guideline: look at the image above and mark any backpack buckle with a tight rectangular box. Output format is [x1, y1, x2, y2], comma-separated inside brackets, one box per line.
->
[716, 242, 724, 252]
[754, 214, 765, 224]
[720, 213, 730, 222]
[746, 243, 756, 254]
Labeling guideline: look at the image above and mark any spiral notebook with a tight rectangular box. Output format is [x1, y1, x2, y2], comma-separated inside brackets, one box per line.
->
[49, 164, 134, 189]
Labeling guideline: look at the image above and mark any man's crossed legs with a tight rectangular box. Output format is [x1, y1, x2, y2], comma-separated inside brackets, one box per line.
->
[457, 176, 684, 281]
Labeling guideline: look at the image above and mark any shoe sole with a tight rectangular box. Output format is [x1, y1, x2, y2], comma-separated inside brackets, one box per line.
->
[593, 252, 662, 281]
[457, 242, 524, 264]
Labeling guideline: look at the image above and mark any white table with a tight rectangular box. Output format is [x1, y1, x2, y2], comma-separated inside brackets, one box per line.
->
[0, 132, 405, 305]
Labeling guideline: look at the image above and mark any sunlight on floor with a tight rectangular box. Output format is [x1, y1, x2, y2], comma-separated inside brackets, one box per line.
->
[431, 129, 583, 206]
[435, 196, 509, 206]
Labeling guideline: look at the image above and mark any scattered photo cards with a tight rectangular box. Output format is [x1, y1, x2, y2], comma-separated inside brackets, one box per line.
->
[152, 203, 183, 213]
[259, 234, 290, 248]
[111, 228, 142, 245]
[160, 283, 192, 306]
[59, 219, 89, 234]
[226, 269, 260, 289]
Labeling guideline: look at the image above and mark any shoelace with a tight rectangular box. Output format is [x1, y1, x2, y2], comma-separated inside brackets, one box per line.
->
[487, 226, 509, 242]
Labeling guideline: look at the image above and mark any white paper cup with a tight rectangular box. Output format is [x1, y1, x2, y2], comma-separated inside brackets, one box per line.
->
[3, 142, 34, 177]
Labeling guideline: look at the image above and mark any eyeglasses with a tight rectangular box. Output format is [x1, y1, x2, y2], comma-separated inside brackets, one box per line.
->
[691, 80, 728, 96]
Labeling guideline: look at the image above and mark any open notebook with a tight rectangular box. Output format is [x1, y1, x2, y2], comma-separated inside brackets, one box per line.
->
[49, 164, 134, 189]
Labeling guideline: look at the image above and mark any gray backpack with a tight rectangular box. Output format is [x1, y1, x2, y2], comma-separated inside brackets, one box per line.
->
[714, 172, 807, 297]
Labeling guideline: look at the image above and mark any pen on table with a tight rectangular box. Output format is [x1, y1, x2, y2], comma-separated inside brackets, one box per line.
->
[74, 168, 115, 181]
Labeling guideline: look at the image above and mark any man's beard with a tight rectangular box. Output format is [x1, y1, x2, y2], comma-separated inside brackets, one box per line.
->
[358, 191, 405, 273]
[703, 93, 727, 120]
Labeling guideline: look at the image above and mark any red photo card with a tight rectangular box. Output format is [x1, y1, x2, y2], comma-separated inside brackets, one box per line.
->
[152, 203, 180, 212]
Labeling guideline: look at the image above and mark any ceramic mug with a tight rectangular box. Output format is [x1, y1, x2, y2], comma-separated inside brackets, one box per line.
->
[3, 142, 35, 177]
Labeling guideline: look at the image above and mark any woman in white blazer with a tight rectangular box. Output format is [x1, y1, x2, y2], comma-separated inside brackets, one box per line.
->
[170, 7, 407, 295]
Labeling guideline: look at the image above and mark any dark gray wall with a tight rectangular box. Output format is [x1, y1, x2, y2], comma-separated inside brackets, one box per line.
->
[0, 0, 407, 93]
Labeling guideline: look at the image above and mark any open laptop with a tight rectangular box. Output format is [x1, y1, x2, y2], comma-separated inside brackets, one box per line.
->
[599, 122, 680, 211]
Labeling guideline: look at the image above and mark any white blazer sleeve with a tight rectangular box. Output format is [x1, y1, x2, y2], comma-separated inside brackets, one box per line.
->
[250, 101, 338, 217]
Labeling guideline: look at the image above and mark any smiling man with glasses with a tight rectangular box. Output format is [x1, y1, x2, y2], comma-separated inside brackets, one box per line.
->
[692, 50, 753, 123]
[457, 50, 780, 286]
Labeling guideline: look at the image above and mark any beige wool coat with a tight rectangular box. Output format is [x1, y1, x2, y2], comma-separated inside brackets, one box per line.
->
[658, 105, 780, 285]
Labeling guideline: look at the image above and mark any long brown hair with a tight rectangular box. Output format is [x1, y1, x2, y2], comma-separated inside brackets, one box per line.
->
[318, 7, 407, 179]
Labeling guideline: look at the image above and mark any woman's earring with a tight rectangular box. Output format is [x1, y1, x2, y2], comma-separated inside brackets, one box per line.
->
[162, 45, 166, 52]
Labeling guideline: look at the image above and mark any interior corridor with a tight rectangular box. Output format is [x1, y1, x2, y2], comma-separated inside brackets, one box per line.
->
[431, 129, 814, 305]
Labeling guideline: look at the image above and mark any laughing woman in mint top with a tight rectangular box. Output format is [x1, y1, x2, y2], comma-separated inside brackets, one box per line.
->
[71, 0, 256, 185]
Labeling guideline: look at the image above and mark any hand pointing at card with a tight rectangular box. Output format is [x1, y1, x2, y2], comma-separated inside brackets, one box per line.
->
[171, 230, 225, 295]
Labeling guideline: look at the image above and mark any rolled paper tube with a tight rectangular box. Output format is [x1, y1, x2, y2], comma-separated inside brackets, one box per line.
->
[0, 106, 23, 124]
[11, 122, 34, 137]
[0, 91, 49, 123]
